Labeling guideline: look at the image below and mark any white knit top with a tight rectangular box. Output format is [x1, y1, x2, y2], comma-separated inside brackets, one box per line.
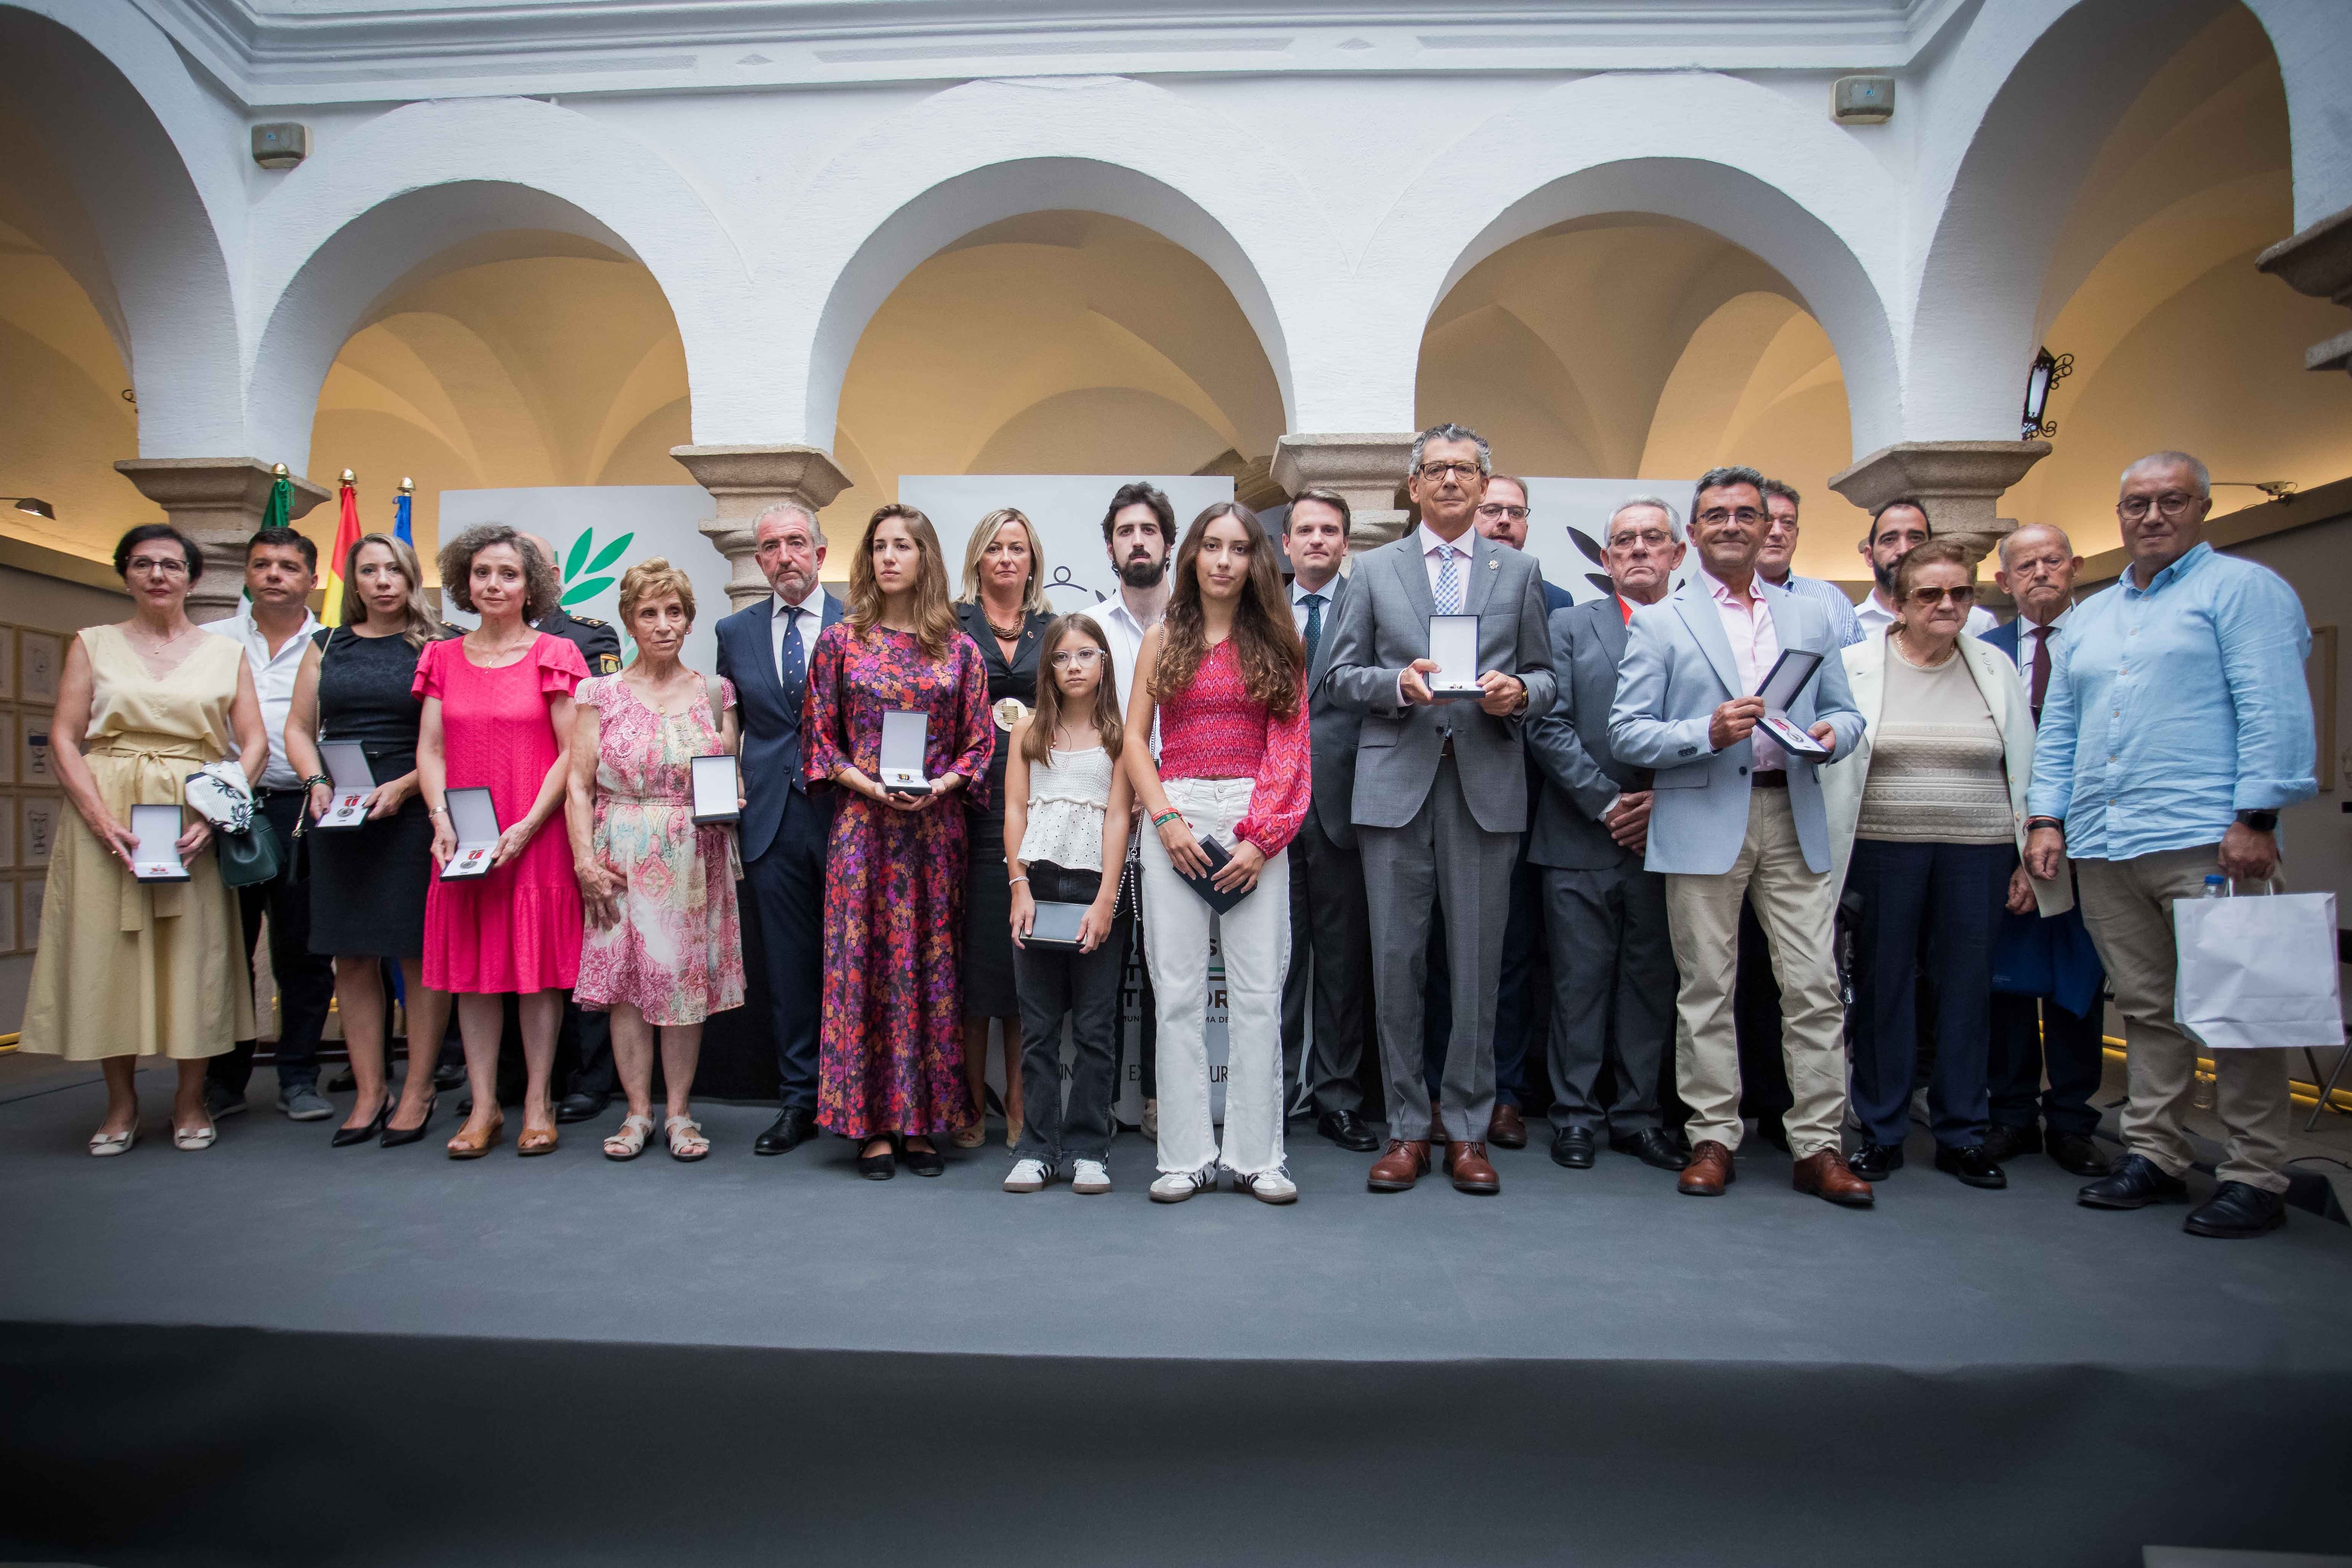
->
[1017, 745, 1113, 871]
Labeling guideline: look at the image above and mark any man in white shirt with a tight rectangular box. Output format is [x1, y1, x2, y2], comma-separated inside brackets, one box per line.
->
[1853, 499, 1998, 638]
[1757, 479, 1864, 648]
[202, 527, 337, 1122]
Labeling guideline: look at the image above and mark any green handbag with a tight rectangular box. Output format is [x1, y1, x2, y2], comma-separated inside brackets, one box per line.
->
[183, 763, 284, 889]
[212, 816, 284, 889]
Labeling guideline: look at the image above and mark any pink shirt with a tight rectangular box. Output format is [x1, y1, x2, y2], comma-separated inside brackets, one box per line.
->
[1698, 566, 1787, 773]
[1158, 639, 1312, 853]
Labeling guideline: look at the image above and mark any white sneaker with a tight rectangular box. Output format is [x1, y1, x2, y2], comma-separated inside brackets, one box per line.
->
[1070, 1158, 1112, 1194]
[1234, 1165, 1298, 1205]
[1149, 1166, 1216, 1203]
[1002, 1157, 1053, 1194]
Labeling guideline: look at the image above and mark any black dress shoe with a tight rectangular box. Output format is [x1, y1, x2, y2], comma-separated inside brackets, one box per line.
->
[380, 1095, 437, 1148]
[431, 1061, 467, 1091]
[330, 1091, 395, 1148]
[2184, 1180, 2287, 1239]
[1847, 1141, 1904, 1181]
[2047, 1131, 2111, 1178]
[1933, 1143, 2008, 1189]
[754, 1105, 818, 1156]
[1980, 1122, 2041, 1164]
[555, 1091, 609, 1124]
[1551, 1128, 1596, 1169]
[856, 1142, 897, 1180]
[1610, 1128, 1690, 1171]
[1317, 1109, 1380, 1153]
[901, 1140, 946, 1178]
[327, 1067, 358, 1093]
[2077, 1152, 2188, 1210]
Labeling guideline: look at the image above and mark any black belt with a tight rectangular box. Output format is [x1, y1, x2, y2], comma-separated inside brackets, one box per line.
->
[1751, 770, 1788, 789]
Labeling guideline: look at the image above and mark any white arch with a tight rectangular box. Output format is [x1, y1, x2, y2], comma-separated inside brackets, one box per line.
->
[1357, 72, 1908, 455]
[776, 76, 1327, 450]
[244, 96, 772, 465]
[2238, 0, 2352, 230]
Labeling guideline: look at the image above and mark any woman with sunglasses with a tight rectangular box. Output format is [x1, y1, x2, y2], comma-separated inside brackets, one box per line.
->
[1820, 538, 2072, 1191]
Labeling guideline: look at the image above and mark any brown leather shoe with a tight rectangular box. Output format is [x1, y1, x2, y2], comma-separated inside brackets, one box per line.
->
[1793, 1148, 1875, 1207]
[1367, 1139, 1430, 1193]
[1678, 1139, 1734, 1195]
[1445, 1139, 1500, 1194]
[1487, 1103, 1526, 1149]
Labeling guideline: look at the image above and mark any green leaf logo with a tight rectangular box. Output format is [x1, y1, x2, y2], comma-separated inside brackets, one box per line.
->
[561, 575, 617, 606]
[555, 529, 635, 609]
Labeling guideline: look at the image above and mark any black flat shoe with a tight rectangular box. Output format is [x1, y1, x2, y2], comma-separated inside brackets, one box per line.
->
[1933, 1143, 2008, 1189]
[326, 1067, 358, 1093]
[555, 1091, 609, 1125]
[1979, 1123, 2041, 1164]
[755, 1105, 818, 1156]
[2047, 1131, 2111, 1178]
[902, 1140, 946, 1178]
[2183, 1179, 2287, 1238]
[856, 1140, 897, 1180]
[1550, 1128, 1596, 1169]
[1611, 1128, 1690, 1171]
[1847, 1141, 1904, 1181]
[2077, 1152, 2187, 1210]
[1317, 1108, 1381, 1153]
[331, 1091, 395, 1148]
[380, 1095, 437, 1148]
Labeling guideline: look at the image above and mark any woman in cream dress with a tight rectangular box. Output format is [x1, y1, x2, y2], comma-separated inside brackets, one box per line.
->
[21, 524, 266, 1154]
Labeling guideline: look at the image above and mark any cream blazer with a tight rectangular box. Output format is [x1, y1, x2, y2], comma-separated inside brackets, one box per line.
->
[1819, 627, 2073, 918]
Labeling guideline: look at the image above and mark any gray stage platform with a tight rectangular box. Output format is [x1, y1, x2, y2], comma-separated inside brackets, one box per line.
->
[4, 1064, 2350, 1567]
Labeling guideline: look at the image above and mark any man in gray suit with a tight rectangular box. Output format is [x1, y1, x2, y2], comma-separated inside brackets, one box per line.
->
[1279, 488, 1380, 1152]
[1526, 497, 1690, 1175]
[1607, 465, 1874, 1207]
[1323, 422, 1557, 1195]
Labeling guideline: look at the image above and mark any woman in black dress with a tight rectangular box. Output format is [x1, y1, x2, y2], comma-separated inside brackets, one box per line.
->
[953, 509, 1055, 1149]
[284, 533, 453, 1147]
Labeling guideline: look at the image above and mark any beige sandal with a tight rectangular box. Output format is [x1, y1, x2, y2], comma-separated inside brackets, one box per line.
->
[951, 1121, 986, 1149]
[604, 1113, 654, 1161]
[665, 1115, 709, 1162]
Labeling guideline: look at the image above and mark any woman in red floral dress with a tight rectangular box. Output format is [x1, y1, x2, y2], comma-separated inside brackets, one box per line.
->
[803, 504, 993, 1179]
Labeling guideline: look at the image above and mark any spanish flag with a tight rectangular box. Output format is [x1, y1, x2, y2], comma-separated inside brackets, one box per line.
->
[320, 469, 363, 627]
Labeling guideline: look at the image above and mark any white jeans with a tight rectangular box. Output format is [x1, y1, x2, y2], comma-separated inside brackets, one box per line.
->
[1139, 776, 1291, 1177]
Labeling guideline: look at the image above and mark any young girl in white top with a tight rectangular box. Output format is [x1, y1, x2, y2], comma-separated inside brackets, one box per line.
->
[1001, 613, 1134, 1194]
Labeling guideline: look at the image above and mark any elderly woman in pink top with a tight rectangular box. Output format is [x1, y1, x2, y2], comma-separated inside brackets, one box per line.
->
[1122, 502, 1311, 1205]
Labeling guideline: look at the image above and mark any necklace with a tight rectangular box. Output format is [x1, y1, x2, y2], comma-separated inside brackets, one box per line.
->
[127, 621, 198, 658]
[467, 625, 533, 661]
[985, 613, 1024, 642]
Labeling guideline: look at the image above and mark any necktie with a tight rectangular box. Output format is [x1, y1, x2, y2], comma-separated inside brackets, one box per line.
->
[1434, 544, 1462, 615]
[2028, 625, 2051, 722]
[779, 605, 805, 704]
[1302, 593, 1324, 669]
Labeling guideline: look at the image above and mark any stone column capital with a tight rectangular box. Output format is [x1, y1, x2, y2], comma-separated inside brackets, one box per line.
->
[2256, 203, 2352, 373]
[1828, 439, 2050, 571]
[671, 444, 853, 611]
[113, 457, 331, 623]
[1272, 432, 1416, 547]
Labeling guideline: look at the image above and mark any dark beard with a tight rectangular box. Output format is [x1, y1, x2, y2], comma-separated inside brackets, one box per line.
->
[1873, 557, 1899, 597]
[1119, 554, 1167, 590]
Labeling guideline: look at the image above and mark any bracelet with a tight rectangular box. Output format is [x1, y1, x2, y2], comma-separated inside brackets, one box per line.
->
[1008, 875, 1029, 886]
[301, 774, 331, 792]
[1152, 810, 1183, 828]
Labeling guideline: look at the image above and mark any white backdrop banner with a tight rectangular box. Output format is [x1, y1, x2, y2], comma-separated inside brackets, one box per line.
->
[438, 486, 724, 669]
[898, 475, 1235, 615]
[1520, 477, 1701, 604]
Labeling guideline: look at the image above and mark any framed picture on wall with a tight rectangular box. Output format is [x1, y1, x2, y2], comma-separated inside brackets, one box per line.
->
[0, 710, 15, 786]
[17, 631, 59, 704]
[19, 796, 57, 868]
[0, 803, 16, 870]
[0, 878, 17, 955]
[0, 625, 16, 703]
[20, 710, 54, 787]
[20, 874, 43, 953]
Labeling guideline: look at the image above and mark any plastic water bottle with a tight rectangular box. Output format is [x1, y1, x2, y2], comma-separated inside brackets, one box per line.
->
[2193, 876, 2228, 1108]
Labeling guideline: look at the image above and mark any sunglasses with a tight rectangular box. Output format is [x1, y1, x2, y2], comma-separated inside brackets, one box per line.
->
[1906, 585, 1978, 607]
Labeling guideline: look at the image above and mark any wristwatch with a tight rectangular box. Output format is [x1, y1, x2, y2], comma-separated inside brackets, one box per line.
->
[2237, 810, 2279, 834]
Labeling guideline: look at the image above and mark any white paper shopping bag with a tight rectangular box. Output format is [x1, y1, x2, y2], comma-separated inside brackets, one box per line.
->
[2172, 889, 2345, 1052]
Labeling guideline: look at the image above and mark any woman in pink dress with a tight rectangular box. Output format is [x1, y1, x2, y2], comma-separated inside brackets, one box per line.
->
[415, 525, 587, 1159]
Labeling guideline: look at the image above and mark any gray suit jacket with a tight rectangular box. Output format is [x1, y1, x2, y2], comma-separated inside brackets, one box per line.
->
[1525, 599, 1646, 873]
[1321, 529, 1558, 834]
[1298, 573, 1363, 850]
[1605, 574, 1865, 876]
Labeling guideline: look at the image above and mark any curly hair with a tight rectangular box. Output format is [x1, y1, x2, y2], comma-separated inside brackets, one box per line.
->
[1152, 502, 1303, 720]
[438, 525, 559, 621]
[617, 556, 696, 626]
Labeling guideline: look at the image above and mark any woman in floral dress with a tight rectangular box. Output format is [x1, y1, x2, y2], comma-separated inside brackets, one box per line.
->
[803, 503, 993, 1180]
[565, 559, 745, 1162]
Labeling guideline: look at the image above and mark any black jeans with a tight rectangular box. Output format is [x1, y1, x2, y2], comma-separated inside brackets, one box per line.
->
[1988, 991, 2106, 1137]
[1012, 863, 1130, 1165]
[208, 789, 337, 1096]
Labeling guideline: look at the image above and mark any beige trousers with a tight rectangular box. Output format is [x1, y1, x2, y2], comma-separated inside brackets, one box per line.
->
[2073, 844, 2292, 1193]
[1663, 791, 1848, 1157]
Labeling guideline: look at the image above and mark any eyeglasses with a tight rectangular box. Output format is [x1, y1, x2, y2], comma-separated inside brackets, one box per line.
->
[1695, 507, 1764, 528]
[1415, 461, 1483, 482]
[1049, 649, 1104, 668]
[2118, 493, 2201, 520]
[1905, 585, 1978, 607]
[1475, 504, 1530, 522]
[125, 556, 190, 576]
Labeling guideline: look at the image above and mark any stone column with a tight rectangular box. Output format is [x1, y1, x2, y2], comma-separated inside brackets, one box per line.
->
[2256, 204, 2352, 374]
[670, 444, 852, 612]
[1271, 433, 1417, 549]
[1827, 440, 2051, 596]
[114, 458, 330, 623]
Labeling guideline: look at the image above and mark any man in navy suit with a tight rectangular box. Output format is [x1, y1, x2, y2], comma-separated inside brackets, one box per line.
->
[715, 503, 844, 1154]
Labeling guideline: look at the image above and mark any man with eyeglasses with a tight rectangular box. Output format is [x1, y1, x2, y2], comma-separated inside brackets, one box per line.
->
[2027, 452, 2316, 1238]
[715, 503, 843, 1155]
[1978, 524, 2110, 1179]
[1609, 465, 1872, 1207]
[1853, 499, 1997, 639]
[1757, 480, 1862, 648]
[1323, 422, 1557, 1196]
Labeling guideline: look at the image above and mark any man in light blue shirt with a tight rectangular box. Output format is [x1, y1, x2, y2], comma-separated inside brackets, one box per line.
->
[2025, 451, 2316, 1238]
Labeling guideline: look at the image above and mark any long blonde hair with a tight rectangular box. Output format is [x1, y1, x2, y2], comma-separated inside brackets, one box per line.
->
[1023, 613, 1124, 766]
[958, 508, 1049, 616]
[846, 503, 960, 660]
[336, 533, 443, 650]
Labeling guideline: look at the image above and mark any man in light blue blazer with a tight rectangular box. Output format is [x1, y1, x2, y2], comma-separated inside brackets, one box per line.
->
[1607, 465, 1872, 1207]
